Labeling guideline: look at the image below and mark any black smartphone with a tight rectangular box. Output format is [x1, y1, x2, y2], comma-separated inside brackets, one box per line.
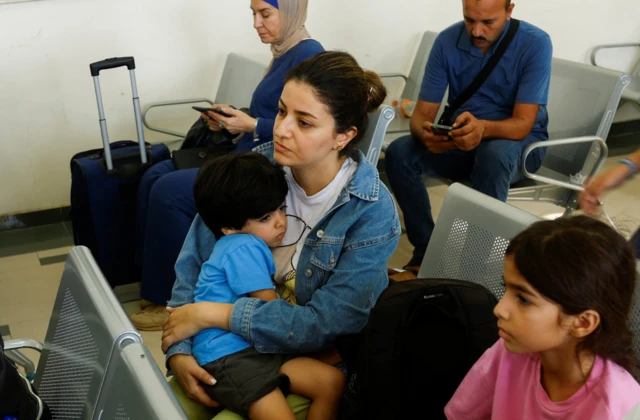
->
[431, 123, 453, 135]
[192, 106, 234, 118]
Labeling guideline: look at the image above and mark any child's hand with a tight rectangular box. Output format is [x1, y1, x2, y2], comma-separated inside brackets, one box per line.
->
[579, 164, 631, 215]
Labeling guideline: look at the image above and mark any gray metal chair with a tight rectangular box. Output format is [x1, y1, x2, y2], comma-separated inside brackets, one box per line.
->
[418, 183, 539, 298]
[507, 59, 630, 212]
[381, 31, 439, 136]
[418, 183, 640, 377]
[94, 342, 187, 420]
[142, 52, 267, 139]
[5, 246, 187, 419]
[357, 105, 395, 165]
[590, 42, 640, 110]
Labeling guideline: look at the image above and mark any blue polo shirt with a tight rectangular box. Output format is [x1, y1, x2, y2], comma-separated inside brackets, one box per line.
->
[192, 234, 276, 366]
[420, 20, 552, 138]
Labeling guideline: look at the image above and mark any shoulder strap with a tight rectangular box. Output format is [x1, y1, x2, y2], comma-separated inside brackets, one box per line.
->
[439, 19, 520, 125]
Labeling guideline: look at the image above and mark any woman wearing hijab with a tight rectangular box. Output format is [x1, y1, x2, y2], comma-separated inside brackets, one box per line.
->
[131, 0, 323, 330]
[201, 0, 320, 148]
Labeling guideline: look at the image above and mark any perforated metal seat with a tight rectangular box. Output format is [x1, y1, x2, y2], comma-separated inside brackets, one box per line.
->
[508, 58, 629, 210]
[95, 342, 186, 419]
[418, 183, 539, 299]
[142, 52, 267, 140]
[5, 247, 187, 419]
[591, 42, 640, 107]
[357, 105, 395, 165]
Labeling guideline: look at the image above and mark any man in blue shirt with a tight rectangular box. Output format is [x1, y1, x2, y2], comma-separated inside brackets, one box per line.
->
[385, 0, 552, 272]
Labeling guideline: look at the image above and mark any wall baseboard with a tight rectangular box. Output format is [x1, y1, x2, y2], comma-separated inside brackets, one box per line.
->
[0, 207, 71, 232]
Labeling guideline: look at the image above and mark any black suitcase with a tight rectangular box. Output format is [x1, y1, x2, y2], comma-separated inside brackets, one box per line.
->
[70, 57, 170, 288]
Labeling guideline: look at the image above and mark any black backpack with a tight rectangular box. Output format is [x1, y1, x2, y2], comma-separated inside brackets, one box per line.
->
[340, 278, 499, 420]
[0, 336, 52, 420]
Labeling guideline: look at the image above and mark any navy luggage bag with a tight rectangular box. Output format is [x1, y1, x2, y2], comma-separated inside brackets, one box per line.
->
[70, 57, 170, 288]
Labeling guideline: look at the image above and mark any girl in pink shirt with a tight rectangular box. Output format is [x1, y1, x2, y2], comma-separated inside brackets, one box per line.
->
[446, 216, 640, 419]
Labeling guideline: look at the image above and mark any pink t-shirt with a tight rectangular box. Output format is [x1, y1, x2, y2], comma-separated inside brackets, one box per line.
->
[445, 339, 640, 420]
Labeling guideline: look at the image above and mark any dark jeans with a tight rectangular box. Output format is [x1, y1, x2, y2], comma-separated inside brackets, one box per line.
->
[135, 160, 199, 305]
[384, 134, 545, 260]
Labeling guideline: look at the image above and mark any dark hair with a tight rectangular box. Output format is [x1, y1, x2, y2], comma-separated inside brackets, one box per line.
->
[284, 51, 387, 159]
[193, 152, 288, 239]
[466, 0, 511, 10]
[506, 216, 638, 376]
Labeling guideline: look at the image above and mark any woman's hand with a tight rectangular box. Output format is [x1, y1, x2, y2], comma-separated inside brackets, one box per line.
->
[579, 164, 631, 215]
[168, 354, 220, 408]
[201, 111, 222, 132]
[162, 302, 234, 353]
[206, 105, 257, 135]
[162, 304, 208, 353]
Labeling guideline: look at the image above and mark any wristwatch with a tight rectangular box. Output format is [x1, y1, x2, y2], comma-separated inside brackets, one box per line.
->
[253, 118, 260, 141]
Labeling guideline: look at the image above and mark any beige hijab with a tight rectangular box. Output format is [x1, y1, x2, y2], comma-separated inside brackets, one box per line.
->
[268, 0, 311, 70]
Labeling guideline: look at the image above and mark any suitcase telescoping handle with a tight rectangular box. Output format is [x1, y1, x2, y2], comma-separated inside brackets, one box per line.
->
[89, 56, 147, 171]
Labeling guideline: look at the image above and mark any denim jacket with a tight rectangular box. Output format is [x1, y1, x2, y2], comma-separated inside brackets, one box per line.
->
[166, 142, 401, 360]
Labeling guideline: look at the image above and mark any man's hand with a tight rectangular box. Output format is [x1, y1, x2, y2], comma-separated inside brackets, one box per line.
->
[450, 112, 485, 151]
[168, 354, 220, 408]
[420, 121, 457, 154]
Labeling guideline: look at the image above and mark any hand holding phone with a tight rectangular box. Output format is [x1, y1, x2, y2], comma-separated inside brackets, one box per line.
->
[431, 123, 453, 136]
[192, 106, 235, 118]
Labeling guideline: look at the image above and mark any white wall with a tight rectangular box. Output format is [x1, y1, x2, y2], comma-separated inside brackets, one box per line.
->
[0, 0, 638, 216]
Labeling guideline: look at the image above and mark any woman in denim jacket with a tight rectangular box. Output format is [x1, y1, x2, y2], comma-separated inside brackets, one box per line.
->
[161, 51, 401, 418]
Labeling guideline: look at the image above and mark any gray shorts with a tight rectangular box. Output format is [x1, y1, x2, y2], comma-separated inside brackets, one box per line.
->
[201, 347, 292, 417]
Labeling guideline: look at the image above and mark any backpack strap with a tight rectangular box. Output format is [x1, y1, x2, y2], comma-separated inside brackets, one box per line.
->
[439, 19, 520, 125]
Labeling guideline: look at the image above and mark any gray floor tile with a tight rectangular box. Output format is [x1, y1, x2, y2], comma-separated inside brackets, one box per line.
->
[0, 223, 74, 258]
[0, 325, 11, 337]
[39, 254, 69, 266]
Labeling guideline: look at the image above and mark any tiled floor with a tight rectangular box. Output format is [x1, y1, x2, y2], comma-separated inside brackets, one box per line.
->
[0, 153, 638, 380]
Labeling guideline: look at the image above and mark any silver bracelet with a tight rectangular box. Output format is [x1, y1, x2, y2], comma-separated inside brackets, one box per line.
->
[253, 118, 260, 141]
[619, 158, 639, 178]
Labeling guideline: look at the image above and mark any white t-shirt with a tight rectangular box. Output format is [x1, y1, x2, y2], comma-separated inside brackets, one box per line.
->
[272, 158, 357, 303]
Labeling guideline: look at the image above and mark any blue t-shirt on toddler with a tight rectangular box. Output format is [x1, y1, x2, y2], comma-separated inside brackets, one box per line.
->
[192, 234, 275, 366]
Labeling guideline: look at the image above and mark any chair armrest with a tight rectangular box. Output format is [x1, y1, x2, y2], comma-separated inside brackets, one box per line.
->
[142, 98, 214, 139]
[379, 73, 409, 83]
[521, 136, 608, 191]
[3, 340, 42, 381]
[590, 43, 640, 67]
[4, 338, 44, 352]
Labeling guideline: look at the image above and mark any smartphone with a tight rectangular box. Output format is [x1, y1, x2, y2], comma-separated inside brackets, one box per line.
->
[192, 106, 234, 118]
[431, 123, 453, 135]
